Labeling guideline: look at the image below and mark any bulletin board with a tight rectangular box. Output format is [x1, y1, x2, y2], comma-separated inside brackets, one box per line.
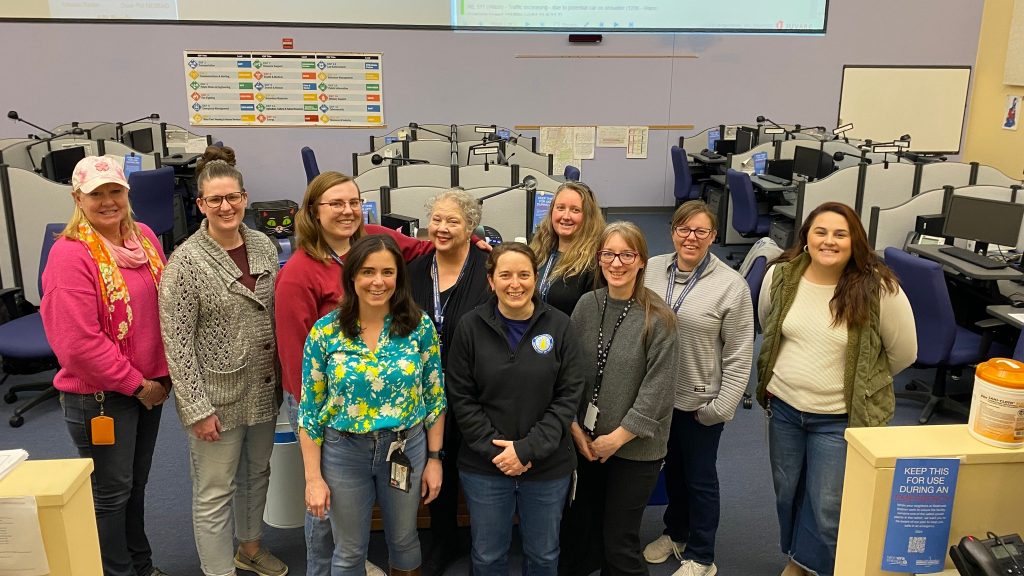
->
[183, 51, 384, 127]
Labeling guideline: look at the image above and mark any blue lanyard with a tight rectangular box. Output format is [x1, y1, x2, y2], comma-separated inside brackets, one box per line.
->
[664, 254, 710, 313]
[431, 254, 470, 335]
[538, 252, 560, 300]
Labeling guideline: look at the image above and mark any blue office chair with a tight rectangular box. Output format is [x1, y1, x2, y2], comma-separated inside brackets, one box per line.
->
[128, 167, 176, 252]
[563, 165, 581, 181]
[884, 247, 1010, 424]
[726, 169, 771, 239]
[745, 255, 769, 334]
[1014, 330, 1024, 361]
[1, 223, 63, 427]
[301, 146, 320, 184]
[671, 146, 701, 206]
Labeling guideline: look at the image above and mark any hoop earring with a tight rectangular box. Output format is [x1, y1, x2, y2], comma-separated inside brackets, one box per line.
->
[803, 244, 809, 253]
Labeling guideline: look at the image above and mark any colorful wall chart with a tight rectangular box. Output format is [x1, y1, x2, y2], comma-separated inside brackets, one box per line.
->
[183, 51, 384, 127]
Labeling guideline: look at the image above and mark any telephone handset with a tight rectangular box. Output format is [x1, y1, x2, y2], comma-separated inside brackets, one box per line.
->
[950, 533, 1024, 576]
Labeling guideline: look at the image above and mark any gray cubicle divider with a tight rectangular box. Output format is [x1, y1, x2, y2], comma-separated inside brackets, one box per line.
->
[0, 139, 38, 173]
[354, 166, 398, 194]
[353, 141, 405, 176]
[160, 122, 213, 158]
[52, 122, 118, 141]
[98, 141, 159, 170]
[855, 162, 917, 224]
[393, 164, 452, 188]
[458, 164, 513, 189]
[972, 163, 1020, 187]
[789, 163, 862, 227]
[0, 165, 73, 301]
[408, 140, 456, 166]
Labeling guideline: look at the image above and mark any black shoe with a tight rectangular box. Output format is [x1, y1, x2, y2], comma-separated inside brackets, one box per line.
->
[421, 544, 459, 576]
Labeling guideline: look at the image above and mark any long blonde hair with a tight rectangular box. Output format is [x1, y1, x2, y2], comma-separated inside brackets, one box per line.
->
[596, 221, 676, 343]
[530, 182, 605, 279]
[295, 171, 366, 262]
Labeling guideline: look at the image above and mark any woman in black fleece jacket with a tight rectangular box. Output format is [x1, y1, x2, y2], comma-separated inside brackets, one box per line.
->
[445, 242, 585, 576]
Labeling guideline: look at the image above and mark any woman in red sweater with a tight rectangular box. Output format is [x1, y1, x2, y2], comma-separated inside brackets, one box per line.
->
[40, 156, 170, 576]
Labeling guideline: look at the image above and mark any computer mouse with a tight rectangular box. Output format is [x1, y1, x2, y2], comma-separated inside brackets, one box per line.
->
[1011, 293, 1024, 308]
[701, 149, 709, 155]
[171, 153, 183, 159]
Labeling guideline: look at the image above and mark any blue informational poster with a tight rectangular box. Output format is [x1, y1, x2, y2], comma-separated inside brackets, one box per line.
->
[123, 154, 143, 179]
[752, 151, 768, 175]
[708, 128, 721, 151]
[532, 191, 554, 234]
[498, 128, 510, 140]
[881, 458, 961, 573]
[363, 201, 378, 225]
[384, 136, 398, 144]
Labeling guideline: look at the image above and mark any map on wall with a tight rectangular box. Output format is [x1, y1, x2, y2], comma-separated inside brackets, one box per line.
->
[183, 51, 384, 127]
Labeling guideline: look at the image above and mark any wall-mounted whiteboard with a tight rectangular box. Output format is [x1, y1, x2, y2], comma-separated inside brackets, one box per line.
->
[837, 65, 972, 154]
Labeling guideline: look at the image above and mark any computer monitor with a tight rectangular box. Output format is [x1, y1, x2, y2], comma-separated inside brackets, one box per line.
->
[767, 159, 794, 179]
[792, 146, 835, 180]
[41, 146, 87, 184]
[124, 128, 154, 153]
[942, 195, 1024, 252]
[734, 127, 758, 154]
[714, 138, 736, 155]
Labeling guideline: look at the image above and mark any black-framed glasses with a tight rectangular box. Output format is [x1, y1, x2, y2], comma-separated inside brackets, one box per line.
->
[318, 199, 363, 212]
[673, 226, 713, 239]
[597, 250, 639, 265]
[200, 192, 246, 208]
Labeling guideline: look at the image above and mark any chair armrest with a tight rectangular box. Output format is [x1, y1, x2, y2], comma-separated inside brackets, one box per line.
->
[974, 318, 1007, 358]
[0, 287, 28, 323]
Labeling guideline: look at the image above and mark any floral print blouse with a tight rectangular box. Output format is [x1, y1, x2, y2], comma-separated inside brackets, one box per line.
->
[299, 311, 446, 445]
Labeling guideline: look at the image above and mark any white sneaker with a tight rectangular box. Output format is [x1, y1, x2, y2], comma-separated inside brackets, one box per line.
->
[365, 560, 386, 576]
[672, 559, 718, 576]
[642, 534, 685, 563]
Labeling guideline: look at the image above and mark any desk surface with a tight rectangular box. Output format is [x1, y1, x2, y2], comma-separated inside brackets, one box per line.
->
[751, 174, 797, 193]
[987, 304, 1024, 329]
[772, 204, 797, 219]
[0, 459, 93, 506]
[846, 424, 1024, 467]
[690, 152, 727, 165]
[906, 244, 1024, 281]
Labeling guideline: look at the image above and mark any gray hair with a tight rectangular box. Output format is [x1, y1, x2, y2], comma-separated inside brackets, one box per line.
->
[425, 189, 482, 230]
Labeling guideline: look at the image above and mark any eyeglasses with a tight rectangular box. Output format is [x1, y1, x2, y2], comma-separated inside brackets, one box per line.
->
[318, 199, 363, 212]
[672, 226, 713, 239]
[597, 250, 639, 265]
[200, 192, 246, 208]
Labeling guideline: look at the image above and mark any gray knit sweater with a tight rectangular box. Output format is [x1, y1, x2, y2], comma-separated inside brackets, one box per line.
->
[645, 253, 754, 425]
[570, 288, 677, 461]
[159, 222, 279, 431]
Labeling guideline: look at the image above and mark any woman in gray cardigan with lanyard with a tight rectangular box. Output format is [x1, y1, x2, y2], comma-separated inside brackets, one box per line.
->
[559, 221, 678, 576]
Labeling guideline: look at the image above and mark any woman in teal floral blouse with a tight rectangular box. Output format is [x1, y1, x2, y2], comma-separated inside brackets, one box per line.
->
[298, 234, 446, 576]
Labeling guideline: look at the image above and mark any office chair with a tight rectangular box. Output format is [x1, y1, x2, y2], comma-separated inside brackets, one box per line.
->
[1013, 329, 1024, 362]
[745, 255, 768, 335]
[0, 223, 63, 427]
[726, 169, 771, 238]
[884, 247, 1010, 424]
[563, 165, 581, 181]
[128, 166, 176, 253]
[671, 146, 701, 206]
[301, 146, 320, 184]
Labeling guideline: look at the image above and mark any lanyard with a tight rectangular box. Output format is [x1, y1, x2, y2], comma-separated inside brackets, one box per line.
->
[591, 293, 634, 406]
[431, 254, 470, 335]
[664, 253, 710, 313]
[329, 248, 344, 266]
[538, 252, 560, 300]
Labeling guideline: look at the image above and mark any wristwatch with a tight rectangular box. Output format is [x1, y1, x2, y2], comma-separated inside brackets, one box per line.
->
[132, 384, 145, 397]
[427, 450, 444, 460]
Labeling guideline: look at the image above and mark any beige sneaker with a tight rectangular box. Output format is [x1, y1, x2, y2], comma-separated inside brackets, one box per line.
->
[781, 559, 811, 576]
[643, 534, 686, 564]
[234, 546, 288, 576]
[365, 561, 386, 576]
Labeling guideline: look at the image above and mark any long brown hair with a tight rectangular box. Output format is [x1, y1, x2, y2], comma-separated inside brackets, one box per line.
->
[530, 182, 605, 280]
[775, 202, 899, 328]
[594, 221, 676, 342]
[296, 171, 366, 262]
[336, 235, 420, 339]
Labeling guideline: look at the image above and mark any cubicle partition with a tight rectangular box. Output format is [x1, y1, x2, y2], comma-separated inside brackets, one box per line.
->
[457, 164, 513, 189]
[408, 140, 456, 166]
[857, 162, 917, 222]
[394, 164, 453, 188]
[354, 166, 396, 193]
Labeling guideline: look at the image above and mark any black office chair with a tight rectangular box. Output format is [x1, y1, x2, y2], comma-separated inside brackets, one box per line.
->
[1, 223, 64, 427]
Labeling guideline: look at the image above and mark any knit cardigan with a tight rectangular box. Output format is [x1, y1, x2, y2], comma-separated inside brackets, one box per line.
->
[159, 222, 279, 431]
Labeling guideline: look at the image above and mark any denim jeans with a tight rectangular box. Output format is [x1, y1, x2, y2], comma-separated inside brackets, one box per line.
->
[321, 423, 426, 576]
[662, 409, 725, 565]
[768, 397, 849, 576]
[62, 391, 162, 576]
[188, 420, 276, 576]
[460, 470, 571, 576]
[286, 391, 335, 576]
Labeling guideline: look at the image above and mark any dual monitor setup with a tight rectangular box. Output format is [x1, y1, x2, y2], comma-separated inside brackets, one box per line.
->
[711, 126, 837, 181]
[936, 195, 1024, 269]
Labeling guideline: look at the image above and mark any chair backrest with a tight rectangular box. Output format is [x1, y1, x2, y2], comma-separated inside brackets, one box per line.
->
[301, 146, 320, 183]
[1014, 330, 1024, 362]
[128, 166, 176, 236]
[726, 169, 759, 235]
[744, 255, 768, 333]
[39, 223, 64, 298]
[671, 146, 694, 201]
[883, 247, 955, 365]
[564, 165, 581, 181]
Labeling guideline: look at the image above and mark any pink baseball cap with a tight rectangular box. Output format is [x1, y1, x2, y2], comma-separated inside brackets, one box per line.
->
[71, 156, 130, 194]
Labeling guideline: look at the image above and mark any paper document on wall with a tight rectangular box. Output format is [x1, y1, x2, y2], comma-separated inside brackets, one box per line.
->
[0, 496, 49, 576]
[596, 126, 628, 148]
[539, 127, 578, 175]
[573, 127, 595, 160]
[626, 126, 649, 159]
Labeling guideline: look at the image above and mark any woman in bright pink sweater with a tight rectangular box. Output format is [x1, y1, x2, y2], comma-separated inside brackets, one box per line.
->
[40, 156, 171, 576]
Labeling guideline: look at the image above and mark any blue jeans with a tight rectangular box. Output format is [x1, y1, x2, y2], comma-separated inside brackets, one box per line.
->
[768, 397, 849, 576]
[460, 471, 571, 576]
[662, 409, 725, 565]
[286, 392, 334, 576]
[321, 423, 426, 576]
[61, 391, 162, 576]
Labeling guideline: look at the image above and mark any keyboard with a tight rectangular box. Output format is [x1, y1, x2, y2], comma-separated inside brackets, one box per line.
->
[701, 152, 723, 160]
[938, 246, 1008, 270]
[758, 174, 791, 186]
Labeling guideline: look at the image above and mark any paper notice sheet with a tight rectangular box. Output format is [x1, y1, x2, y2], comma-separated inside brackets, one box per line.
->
[597, 126, 628, 148]
[0, 496, 49, 576]
[573, 127, 595, 160]
[626, 126, 649, 159]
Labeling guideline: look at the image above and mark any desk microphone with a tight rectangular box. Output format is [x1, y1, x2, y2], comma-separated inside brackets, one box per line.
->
[7, 111, 56, 137]
[833, 151, 872, 165]
[408, 123, 453, 142]
[476, 176, 537, 205]
[370, 153, 428, 165]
